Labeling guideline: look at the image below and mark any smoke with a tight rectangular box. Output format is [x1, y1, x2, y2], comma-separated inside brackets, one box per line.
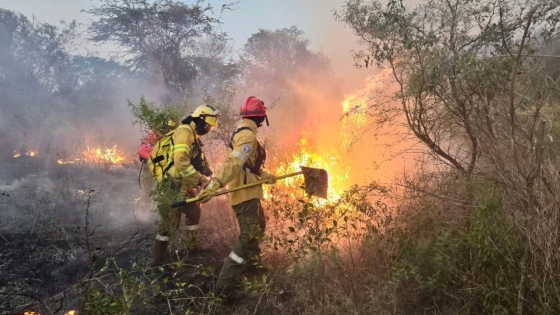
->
[258, 66, 413, 191]
[0, 1, 414, 230]
[0, 8, 172, 228]
[298, 0, 374, 89]
[224, 5, 413, 190]
[283, 1, 418, 187]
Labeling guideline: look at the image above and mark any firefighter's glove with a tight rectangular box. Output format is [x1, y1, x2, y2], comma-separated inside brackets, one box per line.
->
[260, 171, 277, 185]
[196, 178, 221, 203]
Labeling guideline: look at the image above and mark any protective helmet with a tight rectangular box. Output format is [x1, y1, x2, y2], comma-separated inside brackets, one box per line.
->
[191, 104, 220, 134]
[158, 118, 176, 132]
[240, 96, 266, 117]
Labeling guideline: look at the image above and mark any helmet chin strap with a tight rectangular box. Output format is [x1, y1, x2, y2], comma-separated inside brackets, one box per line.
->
[265, 115, 269, 127]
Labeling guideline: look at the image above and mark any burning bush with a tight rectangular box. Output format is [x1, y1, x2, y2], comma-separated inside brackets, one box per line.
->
[57, 145, 134, 167]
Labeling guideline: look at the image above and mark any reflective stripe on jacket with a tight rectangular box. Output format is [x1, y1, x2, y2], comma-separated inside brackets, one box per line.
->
[168, 123, 202, 187]
[215, 119, 264, 205]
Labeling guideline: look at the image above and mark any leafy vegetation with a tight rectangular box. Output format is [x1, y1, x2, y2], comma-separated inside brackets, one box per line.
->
[3, 0, 560, 314]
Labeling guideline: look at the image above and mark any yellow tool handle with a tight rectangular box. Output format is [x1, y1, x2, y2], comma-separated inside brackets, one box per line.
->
[171, 171, 304, 207]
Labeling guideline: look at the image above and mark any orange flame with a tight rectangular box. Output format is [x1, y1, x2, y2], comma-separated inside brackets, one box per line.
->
[82, 145, 126, 164]
[264, 72, 395, 204]
[266, 135, 350, 204]
[13, 150, 37, 158]
[57, 145, 130, 166]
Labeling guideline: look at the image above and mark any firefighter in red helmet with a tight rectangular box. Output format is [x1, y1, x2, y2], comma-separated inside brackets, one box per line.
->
[197, 96, 276, 301]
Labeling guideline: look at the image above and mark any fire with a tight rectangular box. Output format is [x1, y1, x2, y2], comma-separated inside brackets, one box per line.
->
[266, 72, 391, 205]
[341, 93, 369, 149]
[13, 150, 37, 158]
[268, 136, 350, 204]
[340, 72, 395, 149]
[82, 145, 126, 164]
[57, 145, 130, 166]
[342, 96, 368, 128]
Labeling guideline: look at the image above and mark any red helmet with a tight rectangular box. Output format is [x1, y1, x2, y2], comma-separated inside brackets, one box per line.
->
[240, 96, 266, 118]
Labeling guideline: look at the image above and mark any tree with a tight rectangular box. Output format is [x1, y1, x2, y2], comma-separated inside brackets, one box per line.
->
[0, 9, 78, 154]
[238, 26, 336, 134]
[86, 0, 233, 94]
[240, 26, 331, 99]
[339, 0, 560, 174]
[340, 0, 560, 312]
[0, 9, 77, 95]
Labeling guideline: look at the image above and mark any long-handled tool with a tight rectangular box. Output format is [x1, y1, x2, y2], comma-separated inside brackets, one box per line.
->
[171, 166, 328, 208]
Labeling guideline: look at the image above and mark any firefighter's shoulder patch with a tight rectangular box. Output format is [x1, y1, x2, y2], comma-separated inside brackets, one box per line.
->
[242, 144, 252, 154]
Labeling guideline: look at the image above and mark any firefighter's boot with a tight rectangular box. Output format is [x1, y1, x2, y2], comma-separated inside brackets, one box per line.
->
[148, 236, 169, 267]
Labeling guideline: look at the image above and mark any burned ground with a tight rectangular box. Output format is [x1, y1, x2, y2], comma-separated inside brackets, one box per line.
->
[0, 156, 294, 315]
[0, 156, 150, 313]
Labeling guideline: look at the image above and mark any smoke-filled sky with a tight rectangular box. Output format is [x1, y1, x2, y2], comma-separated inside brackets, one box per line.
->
[0, 0, 373, 88]
[0, 0, 413, 187]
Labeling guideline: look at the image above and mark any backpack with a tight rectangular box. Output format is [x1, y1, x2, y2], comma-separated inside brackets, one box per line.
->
[191, 140, 213, 177]
[228, 127, 266, 176]
[148, 124, 211, 181]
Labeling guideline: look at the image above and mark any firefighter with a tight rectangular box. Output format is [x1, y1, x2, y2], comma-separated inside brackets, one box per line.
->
[148, 105, 220, 267]
[196, 96, 277, 300]
[138, 120, 176, 205]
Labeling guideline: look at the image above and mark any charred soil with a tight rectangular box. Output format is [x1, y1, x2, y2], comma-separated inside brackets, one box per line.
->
[0, 157, 290, 315]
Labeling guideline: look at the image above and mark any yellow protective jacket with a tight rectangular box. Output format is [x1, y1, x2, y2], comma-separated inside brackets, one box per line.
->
[168, 122, 203, 188]
[214, 119, 270, 206]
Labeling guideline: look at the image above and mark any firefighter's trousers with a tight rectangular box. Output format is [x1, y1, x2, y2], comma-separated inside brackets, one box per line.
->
[215, 198, 266, 293]
[150, 179, 201, 266]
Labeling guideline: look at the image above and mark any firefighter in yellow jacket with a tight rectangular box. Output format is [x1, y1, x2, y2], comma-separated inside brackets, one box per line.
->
[196, 96, 276, 298]
[148, 104, 219, 267]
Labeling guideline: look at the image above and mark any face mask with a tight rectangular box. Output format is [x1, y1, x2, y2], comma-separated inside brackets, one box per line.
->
[254, 115, 267, 127]
[194, 118, 209, 136]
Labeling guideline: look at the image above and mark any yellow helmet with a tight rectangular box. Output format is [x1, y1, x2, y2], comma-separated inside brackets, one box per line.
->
[191, 104, 220, 130]
[158, 118, 176, 132]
